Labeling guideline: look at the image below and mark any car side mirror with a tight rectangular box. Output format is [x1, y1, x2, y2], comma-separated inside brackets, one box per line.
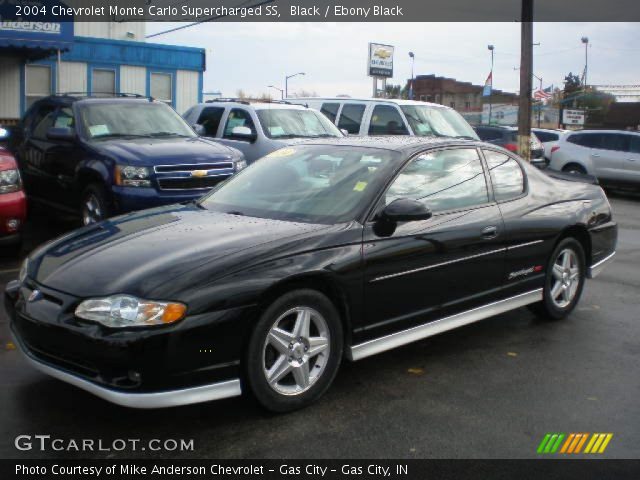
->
[381, 198, 432, 222]
[192, 124, 205, 136]
[46, 127, 75, 141]
[230, 126, 257, 142]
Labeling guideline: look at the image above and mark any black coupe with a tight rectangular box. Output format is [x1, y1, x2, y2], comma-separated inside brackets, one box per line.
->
[5, 137, 617, 412]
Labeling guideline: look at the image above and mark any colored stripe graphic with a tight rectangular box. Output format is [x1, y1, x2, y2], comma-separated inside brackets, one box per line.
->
[539, 433, 613, 454]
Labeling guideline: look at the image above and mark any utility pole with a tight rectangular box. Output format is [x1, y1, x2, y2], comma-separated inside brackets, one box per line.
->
[488, 45, 494, 125]
[581, 37, 589, 89]
[517, 0, 534, 162]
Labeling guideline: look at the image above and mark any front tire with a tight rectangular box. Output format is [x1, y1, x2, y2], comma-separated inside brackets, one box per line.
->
[562, 163, 587, 175]
[530, 238, 586, 320]
[81, 183, 110, 226]
[245, 289, 343, 412]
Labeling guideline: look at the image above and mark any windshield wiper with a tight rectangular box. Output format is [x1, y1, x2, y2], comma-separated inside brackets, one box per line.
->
[226, 210, 245, 216]
[148, 132, 190, 138]
[92, 133, 151, 140]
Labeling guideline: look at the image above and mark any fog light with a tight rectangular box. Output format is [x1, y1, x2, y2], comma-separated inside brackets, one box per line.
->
[6, 218, 19, 232]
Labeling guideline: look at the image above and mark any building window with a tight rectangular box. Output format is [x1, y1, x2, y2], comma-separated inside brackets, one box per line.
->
[25, 64, 52, 109]
[92, 69, 116, 95]
[151, 72, 173, 105]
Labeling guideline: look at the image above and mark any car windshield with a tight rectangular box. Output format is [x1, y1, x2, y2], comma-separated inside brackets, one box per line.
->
[199, 145, 400, 224]
[256, 109, 342, 139]
[78, 102, 196, 140]
[400, 105, 479, 140]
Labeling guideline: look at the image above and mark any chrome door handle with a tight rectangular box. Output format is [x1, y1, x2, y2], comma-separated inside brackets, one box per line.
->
[627, 158, 636, 162]
[592, 153, 601, 158]
[481, 226, 498, 239]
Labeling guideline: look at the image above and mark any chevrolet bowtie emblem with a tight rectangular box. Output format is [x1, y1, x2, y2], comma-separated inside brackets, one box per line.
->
[191, 170, 208, 177]
[28, 290, 42, 302]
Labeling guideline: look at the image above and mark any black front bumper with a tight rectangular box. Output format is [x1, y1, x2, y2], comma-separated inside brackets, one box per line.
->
[5, 279, 254, 407]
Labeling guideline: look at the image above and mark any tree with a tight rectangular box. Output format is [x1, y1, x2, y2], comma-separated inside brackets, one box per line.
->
[563, 72, 582, 95]
[384, 83, 402, 99]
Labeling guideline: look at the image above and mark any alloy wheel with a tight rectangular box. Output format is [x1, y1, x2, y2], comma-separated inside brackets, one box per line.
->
[550, 248, 581, 309]
[82, 194, 103, 225]
[262, 306, 330, 396]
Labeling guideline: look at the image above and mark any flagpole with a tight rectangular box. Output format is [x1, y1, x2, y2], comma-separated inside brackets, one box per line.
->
[488, 45, 494, 125]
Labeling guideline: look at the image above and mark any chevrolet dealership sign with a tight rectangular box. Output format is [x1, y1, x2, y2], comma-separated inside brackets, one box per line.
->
[368, 42, 394, 78]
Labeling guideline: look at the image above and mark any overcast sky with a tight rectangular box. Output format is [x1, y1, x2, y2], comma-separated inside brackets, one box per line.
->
[146, 22, 640, 98]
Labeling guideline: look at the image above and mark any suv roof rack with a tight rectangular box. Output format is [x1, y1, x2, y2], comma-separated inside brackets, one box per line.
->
[54, 92, 154, 101]
[205, 98, 250, 105]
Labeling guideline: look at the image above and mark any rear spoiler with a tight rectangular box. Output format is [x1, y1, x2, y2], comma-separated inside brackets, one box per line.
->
[544, 170, 599, 185]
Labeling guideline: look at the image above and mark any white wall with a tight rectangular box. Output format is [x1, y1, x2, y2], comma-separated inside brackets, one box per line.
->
[0, 56, 21, 120]
[120, 66, 146, 96]
[58, 62, 87, 94]
[176, 70, 200, 114]
[74, 22, 146, 41]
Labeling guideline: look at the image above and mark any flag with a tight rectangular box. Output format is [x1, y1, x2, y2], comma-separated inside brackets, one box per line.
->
[482, 72, 493, 97]
[533, 88, 553, 100]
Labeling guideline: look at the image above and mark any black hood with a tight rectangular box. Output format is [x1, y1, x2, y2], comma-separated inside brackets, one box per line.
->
[30, 204, 333, 298]
[92, 136, 238, 165]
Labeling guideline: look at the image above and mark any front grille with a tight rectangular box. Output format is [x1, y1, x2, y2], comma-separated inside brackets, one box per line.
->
[155, 162, 233, 173]
[158, 175, 229, 191]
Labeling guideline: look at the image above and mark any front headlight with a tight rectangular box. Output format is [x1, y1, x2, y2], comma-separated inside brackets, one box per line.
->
[75, 295, 186, 328]
[0, 169, 22, 193]
[18, 258, 28, 284]
[115, 166, 151, 187]
[235, 159, 247, 172]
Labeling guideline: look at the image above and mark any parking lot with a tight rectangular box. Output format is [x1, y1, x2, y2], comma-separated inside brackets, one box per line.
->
[0, 192, 638, 460]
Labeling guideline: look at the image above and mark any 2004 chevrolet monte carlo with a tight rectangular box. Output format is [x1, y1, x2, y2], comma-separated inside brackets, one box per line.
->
[5, 137, 617, 412]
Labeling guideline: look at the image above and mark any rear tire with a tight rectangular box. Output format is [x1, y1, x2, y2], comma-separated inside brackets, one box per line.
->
[81, 183, 110, 226]
[530, 238, 586, 320]
[245, 289, 343, 412]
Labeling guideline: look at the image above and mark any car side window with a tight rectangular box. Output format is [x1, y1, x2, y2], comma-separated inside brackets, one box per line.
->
[223, 108, 256, 139]
[32, 107, 58, 139]
[385, 148, 489, 213]
[320, 103, 340, 123]
[483, 150, 525, 202]
[567, 133, 602, 148]
[601, 133, 630, 152]
[53, 107, 75, 130]
[535, 131, 558, 142]
[629, 136, 640, 154]
[197, 106, 225, 137]
[26, 104, 55, 135]
[475, 127, 498, 141]
[368, 105, 409, 135]
[337, 104, 366, 134]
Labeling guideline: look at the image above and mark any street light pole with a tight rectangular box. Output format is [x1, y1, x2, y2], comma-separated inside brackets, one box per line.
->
[408, 52, 415, 100]
[267, 85, 284, 100]
[488, 45, 494, 125]
[581, 36, 589, 89]
[517, 0, 534, 162]
[285, 72, 305, 99]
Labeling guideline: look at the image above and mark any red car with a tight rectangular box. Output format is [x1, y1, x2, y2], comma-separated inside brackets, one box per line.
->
[0, 146, 27, 250]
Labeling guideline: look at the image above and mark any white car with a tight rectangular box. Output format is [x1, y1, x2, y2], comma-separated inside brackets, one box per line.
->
[532, 128, 569, 161]
[286, 98, 479, 140]
[548, 129, 640, 187]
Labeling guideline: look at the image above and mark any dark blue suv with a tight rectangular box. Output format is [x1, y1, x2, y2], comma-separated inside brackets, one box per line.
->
[10, 94, 246, 225]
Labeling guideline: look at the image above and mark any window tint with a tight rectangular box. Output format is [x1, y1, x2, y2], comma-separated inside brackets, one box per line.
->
[534, 131, 558, 142]
[567, 133, 602, 148]
[386, 148, 489, 212]
[223, 109, 257, 139]
[629, 135, 640, 154]
[368, 105, 409, 135]
[320, 103, 340, 123]
[475, 127, 500, 141]
[32, 108, 57, 139]
[601, 134, 630, 152]
[337, 104, 366, 134]
[197, 107, 225, 136]
[484, 150, 525, 201]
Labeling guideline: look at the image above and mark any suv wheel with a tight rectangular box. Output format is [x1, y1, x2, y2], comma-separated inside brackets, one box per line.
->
[530, 238, 586, 320]
[245, 289, 343, 412]
[81, 184, 110, 225]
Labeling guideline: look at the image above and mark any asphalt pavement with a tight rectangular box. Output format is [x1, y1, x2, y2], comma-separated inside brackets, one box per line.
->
[0, 194, 638, 459]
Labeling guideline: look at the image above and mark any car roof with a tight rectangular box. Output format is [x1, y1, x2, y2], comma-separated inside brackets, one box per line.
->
[564, 129, 640, 136]
[289, 97, 450, 109]
[283, 135, 487, 154]
[473, 125, 517, 131]
[36, 95, 158, 107]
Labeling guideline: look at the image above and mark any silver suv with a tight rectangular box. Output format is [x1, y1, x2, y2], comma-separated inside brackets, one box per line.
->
[549, 130, 640, 187]
[183, 100, 343, 164]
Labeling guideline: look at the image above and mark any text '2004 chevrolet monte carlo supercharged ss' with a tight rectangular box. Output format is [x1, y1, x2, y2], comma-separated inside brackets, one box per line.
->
[5, 137, 617, 412]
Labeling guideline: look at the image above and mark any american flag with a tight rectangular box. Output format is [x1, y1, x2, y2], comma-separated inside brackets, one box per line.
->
[533, 86, 553, 100]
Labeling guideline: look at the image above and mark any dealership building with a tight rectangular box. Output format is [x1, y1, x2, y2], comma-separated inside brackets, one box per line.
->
[0, 20, 205, 124]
